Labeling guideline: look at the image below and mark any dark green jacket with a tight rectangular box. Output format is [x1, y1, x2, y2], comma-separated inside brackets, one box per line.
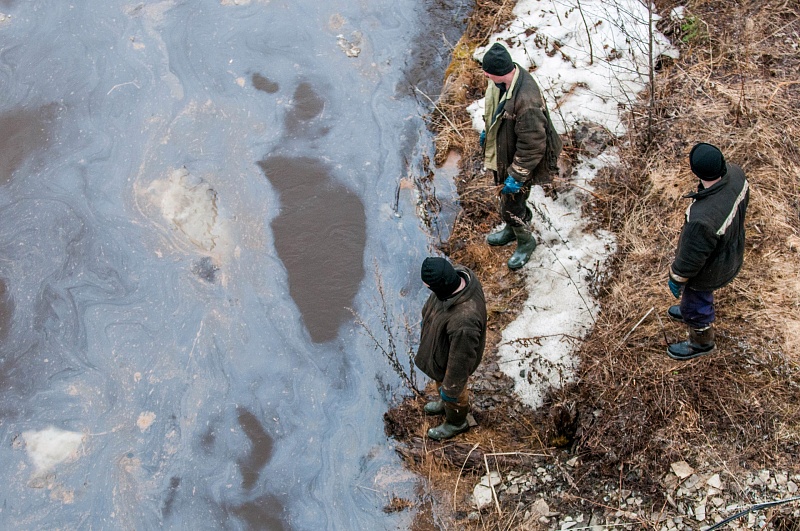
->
[670, 164, 749, 290]
[414, 266, 487, 398]
[483, 65, 549, 185]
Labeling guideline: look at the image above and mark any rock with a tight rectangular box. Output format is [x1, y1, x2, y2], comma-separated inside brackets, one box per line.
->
[787, 480, 798, 494]
[531, 498, 551, 517]
[695, 503, 706, 521]
[671, 461, 694, 479]
[706, 473, 723, 490]
[683, 474, 701, 491]
[473, 484, 494, 510]
[775, 472, 788, 486]
[711, 497, 725, 507]
[480, 471, 503, 487]
[572, 121, 614, 157]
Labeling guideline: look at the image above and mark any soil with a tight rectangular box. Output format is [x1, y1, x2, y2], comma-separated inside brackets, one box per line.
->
[384, 0, 800, 529]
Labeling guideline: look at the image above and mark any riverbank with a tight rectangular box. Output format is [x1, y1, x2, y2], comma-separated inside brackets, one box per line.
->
[386, 0, 800, 529]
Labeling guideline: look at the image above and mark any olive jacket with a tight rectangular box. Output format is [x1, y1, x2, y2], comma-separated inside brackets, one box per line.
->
[414, 266, 487, 398]
[670, 164, 749, 291]
[483, 64, 549, 185]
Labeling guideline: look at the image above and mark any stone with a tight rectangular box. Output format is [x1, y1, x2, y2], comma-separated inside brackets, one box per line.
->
[787, 481, 798, 494]
[758, 470, 771, 483]
[531, 498, 551, 517]
[695, 503, 706, 521]
[706, 473, 723, 490]
[480, 471, 502, 487]
[473, 484, 494, 510]
[572, 121, 614, 157]
[776, 472, 788, 486]
[671, 461, 694, 479]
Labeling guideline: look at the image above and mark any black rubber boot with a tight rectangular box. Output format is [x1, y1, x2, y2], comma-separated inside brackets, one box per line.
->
[668, 305, 683, 322]
[423, 400, 445, 416]
[507, 226, 537, 270]
[667, 325, 715, 360]
[427, 405, 469, 440]
[486, 224, 515, 246]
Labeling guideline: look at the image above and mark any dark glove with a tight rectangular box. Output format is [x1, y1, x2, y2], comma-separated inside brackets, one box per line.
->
[479, 130, 486, 148]
[501, 175, 523, 194]
[439, 387, 458, 403]
[668, 278, 685, 299]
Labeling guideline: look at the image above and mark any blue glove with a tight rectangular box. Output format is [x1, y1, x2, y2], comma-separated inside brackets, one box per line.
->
[479, 130, 486, 148]
[439, 387, 458, 403]
[668, 278, 685, 299]
[501, 175, 523, 194]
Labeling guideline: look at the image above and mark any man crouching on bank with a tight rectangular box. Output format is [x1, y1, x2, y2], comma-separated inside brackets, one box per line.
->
[415, 257, 487, 440]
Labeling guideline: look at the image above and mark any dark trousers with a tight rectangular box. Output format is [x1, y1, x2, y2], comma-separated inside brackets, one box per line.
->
[679, 288, 715, 328]
[493, 170, 532, 227]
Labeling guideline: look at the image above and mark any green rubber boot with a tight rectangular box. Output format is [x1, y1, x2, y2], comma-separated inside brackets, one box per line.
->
[507, 226, 537, 270]
[486, 224, 515, 247]
[423, 400, 445, 416]
[427, 405, 469, 441]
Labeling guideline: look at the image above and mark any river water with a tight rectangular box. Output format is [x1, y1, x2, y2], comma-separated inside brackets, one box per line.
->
[0, 0, 468, 528]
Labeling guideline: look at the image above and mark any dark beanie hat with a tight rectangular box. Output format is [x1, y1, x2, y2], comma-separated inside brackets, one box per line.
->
[421, 257, 461, 301]
[481, 43, 514, 76]
[689, 143, 727, 180]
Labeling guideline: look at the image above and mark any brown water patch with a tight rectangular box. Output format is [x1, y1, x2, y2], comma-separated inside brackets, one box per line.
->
[258, 156, 366, 343]
[284, 82, 326, 137]
[236, 407, 274, 491]
[252, 73, 279, 94]
[0, 105, 58, 184]
[230, 495, 288, 531]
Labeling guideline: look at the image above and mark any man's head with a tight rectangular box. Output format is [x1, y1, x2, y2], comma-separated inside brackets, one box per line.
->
[481, 43, 515, 80]
[689, 143, 727, 181]
[421, 257, 461, 301]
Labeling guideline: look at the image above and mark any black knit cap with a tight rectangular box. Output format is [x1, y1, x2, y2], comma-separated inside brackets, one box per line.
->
[481, 43, 514, 76]
[689, 143, 727, 180]
[421, 257, 461, 301]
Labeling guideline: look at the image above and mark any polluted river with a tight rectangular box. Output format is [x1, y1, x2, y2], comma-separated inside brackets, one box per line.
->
[0, 0, 469, 528]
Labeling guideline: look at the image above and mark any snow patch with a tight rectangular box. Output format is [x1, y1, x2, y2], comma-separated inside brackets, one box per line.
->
[23, 427, 84, 473]
[468, 1, 675, 408]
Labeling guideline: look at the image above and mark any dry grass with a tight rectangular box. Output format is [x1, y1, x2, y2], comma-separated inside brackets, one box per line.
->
[390, 0, 800, 528]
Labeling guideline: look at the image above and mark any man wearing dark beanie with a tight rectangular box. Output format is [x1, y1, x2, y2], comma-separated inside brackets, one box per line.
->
[666, 143, 749, 360]
[479, 42, 562, 270]
[414, 257, 487, 440]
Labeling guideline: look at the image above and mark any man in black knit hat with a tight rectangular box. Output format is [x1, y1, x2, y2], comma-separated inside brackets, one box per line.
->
[479, 42, 561, 270]
[414, 257, 487, 440]
[666, 143, 749, 360]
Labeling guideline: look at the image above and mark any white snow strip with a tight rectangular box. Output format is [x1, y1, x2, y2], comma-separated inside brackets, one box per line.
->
[467, 1, 676, 408]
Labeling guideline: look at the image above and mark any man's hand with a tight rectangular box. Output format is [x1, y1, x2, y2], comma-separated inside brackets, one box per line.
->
[479, 130, 486, 148]
[668, 278, 685, 299]
[439, 387, 458, 403]
[501, 175, 523, 194]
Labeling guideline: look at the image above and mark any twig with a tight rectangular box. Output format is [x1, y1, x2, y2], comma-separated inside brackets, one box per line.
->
[618, 307, 654, 346]
[413, 86, 464, 139]
[575, 0, 594, 65]
[453, 442, 481, 510]
[766, 81, 800, 109]
[483, 453, 503, 516]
